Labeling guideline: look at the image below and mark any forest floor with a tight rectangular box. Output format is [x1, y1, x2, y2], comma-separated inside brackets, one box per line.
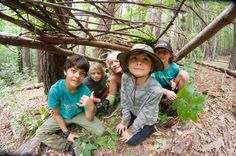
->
[0, 59, 236, 156]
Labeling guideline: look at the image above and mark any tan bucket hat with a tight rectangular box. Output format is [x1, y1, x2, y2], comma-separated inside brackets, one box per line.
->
[117, 44, 164, 73]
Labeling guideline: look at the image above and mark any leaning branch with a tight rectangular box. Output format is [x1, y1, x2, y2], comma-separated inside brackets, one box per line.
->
[36, 35, 130, 51]
[0, 32, 131, 57]
[175, 2, 236, 62]
[0, 33, 105, 64]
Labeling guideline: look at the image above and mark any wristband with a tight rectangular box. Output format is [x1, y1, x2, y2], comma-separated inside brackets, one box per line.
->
[63, 131, 71, 139]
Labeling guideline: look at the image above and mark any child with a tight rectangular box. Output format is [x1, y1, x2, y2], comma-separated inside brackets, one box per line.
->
[151, 40, 189, 101]
[101, 51, 123, 118]
[116, 44, 164, 146]
[83, 62, 109, 113]
[36, 55, 105, 155]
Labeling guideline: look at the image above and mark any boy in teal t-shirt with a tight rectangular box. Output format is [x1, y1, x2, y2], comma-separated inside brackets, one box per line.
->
[151, 40, 189, 101]
[36, 55, 105, 155]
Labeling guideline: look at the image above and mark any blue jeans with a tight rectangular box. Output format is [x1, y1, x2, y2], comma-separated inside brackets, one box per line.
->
[127, 113, 155, 146]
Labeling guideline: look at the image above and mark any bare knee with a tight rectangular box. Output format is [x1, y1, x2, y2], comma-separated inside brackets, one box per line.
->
[177, 70, 189, 89]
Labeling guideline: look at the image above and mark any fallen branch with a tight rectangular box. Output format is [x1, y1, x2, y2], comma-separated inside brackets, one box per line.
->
[195, 61, 236, 78]
[15, 83, 44, 92]
[13, 136, 41, 156]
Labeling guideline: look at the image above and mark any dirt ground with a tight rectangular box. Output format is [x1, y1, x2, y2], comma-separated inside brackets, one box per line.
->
[0, 62, 236, 156]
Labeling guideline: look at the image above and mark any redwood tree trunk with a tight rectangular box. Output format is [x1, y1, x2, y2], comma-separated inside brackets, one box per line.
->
[229, 23, 236, 70]
[41, 52, 66, 94]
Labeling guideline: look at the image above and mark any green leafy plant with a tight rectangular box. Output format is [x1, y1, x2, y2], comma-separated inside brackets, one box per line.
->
[95, 129, 119, 149]
[172, 83, 207, 123]
[73, 136, 97, 156]
[158, 113, 173, 124]
[24, 107, 49, 137]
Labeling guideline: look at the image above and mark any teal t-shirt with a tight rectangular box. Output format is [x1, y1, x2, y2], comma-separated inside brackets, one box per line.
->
[48, 79, 91, 119]
[151, 63, 179, 87]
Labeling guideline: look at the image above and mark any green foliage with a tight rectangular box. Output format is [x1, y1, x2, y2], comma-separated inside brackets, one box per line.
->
[180, 59, 194, 83]
[126, 152, 133, 156]
[73, 129, 119, 155]
[163, 0, 176, 5]
[186, 32, 198, 42]
[9, 107, 48, 138]
[158, 113, 173, 124]
[25, 107, 49, 137]
[172, 83, 207, 123]
[95, 129, 119, 149]
[193, 47, 204, 60]
[74, 136, 97, 156]
[0, 45, 37, 98]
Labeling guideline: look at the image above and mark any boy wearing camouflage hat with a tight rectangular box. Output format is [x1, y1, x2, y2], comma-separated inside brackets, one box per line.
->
[116, 44, 164, 146]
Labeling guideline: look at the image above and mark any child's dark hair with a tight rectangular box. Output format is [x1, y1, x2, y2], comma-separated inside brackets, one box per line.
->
[63, 55, 90, 74]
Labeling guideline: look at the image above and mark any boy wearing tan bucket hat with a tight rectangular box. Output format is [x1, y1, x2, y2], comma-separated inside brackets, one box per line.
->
[116, 44, 164, 146]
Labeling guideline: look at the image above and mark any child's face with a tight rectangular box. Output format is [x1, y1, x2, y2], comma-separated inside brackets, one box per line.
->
[155, 48, 172, 66]
[64, 67, 86, 90]
[108, 59, 122, 74]
[128, 52, 153, 78]
[90, 70, 102, 82]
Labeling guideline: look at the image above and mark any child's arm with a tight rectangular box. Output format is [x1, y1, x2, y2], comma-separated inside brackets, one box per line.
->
[52, 108, 78, 142]
[78, 92, 95, 121]
[162, 88, 177, 101]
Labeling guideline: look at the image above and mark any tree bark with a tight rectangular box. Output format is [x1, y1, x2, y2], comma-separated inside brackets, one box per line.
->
[24, 47, 32, 72]
[228, 23, 236, 70]
[41, 52, 66, 94]
[18, 47, 23, 73]
[175, 3, 236, 62]
[36, 50, 43, 83]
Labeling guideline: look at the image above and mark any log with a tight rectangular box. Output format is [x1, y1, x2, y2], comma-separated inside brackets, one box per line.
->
[13, 136, 41, 156]
[195, 61, 236, 78]
[14, 83, 44, 92]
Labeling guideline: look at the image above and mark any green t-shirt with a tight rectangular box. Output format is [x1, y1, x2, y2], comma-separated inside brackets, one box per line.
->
[151, 63, 179, 87]
[48, 79, 91, 119]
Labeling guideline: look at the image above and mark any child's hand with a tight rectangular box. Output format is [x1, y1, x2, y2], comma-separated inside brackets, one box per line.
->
[78, 91, 95, 110]
[116, 123, 127, 134]
[170, 79, 177, 90]
[166, 90, 177, 101]
[67, 133, 78, 142]
[120, 129, 132, 143]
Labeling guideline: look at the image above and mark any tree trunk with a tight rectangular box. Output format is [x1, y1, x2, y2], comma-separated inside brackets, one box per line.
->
[40, 0, 71, 94]
[41, 52, 66, 94]
[24, 47, 32, 72]
[18, 47, 23, 73]
[36, 50, 43, 83]
[228, 23, 236, 70]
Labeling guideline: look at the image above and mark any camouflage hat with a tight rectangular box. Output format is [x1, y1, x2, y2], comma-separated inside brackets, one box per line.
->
[154, 40, 173, 53]
[117, 44, 164, 73]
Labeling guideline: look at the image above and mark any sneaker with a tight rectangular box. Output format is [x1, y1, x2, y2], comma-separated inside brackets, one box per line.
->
[103, 104, 118, 119]
[95, 99, 109, 115]
[66, 143, 76, 156]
